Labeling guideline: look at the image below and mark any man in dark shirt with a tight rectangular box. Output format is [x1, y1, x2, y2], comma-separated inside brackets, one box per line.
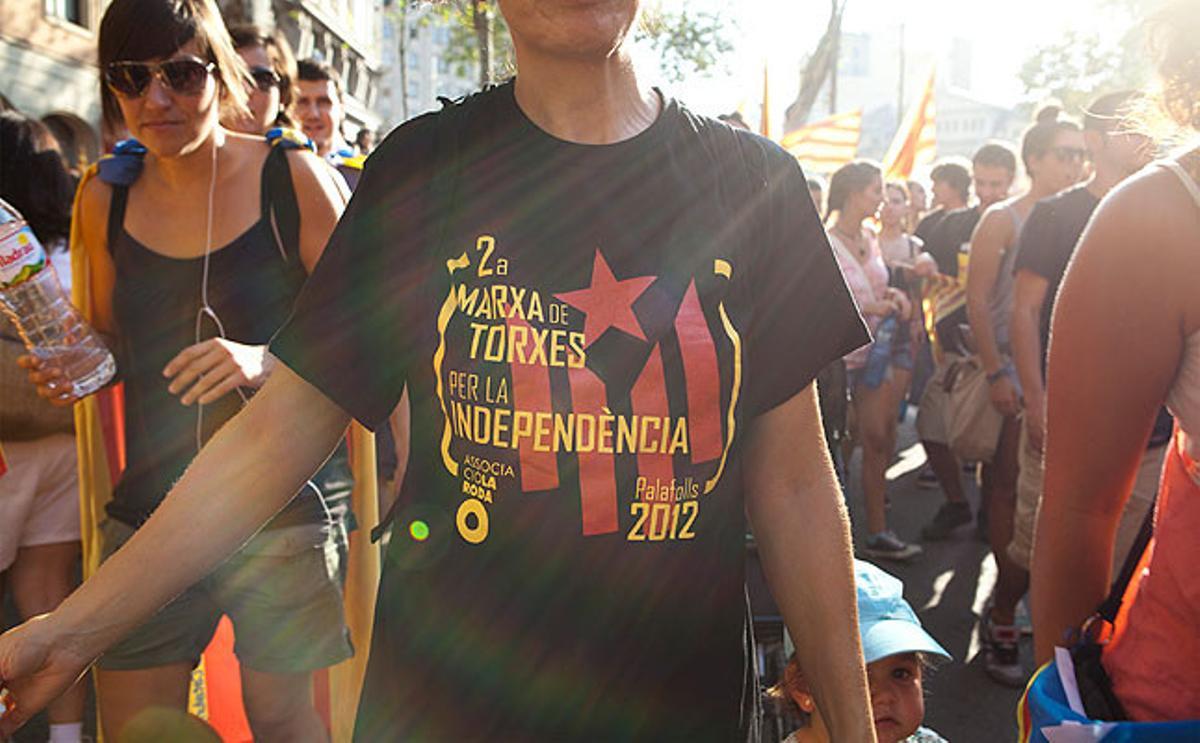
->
[0, 2, 878, 740]
[1008, 91, 1163, 574]
[915, 159, 971, 244]
[918, 143, 1018, 540]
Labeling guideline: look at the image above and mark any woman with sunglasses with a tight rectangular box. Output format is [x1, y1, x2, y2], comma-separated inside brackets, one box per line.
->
[964, 104, 1084, 688]
[15, 1, 351, 740]
[224, 24, 297, 135]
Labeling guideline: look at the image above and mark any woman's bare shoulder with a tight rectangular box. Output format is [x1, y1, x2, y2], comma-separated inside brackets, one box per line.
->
[76, 173, 113, 231]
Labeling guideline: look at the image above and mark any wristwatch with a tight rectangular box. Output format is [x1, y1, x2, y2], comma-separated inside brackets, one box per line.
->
[986, 368, 1009, 385]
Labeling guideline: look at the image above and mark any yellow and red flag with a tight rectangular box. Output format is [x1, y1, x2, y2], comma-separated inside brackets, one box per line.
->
[882, 68, 937, 181]
[759, 64, 772, 140]
[780, 110, 863, 174]
[0, 442, 7, 478]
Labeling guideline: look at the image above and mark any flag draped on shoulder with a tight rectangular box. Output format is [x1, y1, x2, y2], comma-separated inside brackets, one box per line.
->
[780, 110, 863, 174]
[883, 68, 937, 181]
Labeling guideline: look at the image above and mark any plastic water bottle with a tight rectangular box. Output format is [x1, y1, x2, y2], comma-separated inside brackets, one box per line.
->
[0, 198, 115, 398]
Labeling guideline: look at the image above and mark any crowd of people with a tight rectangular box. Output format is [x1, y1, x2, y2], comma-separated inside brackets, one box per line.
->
[0, 0, 1197, 741]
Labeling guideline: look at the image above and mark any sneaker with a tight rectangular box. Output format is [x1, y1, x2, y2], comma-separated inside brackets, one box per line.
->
[920, 501, 972, 541]
[981, 608, 1026, 688]
[916, 467, 940, 489]
[862, 530, 923, 561]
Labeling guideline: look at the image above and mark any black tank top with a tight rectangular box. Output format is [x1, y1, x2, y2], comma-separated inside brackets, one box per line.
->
[106, 148, 335, 528]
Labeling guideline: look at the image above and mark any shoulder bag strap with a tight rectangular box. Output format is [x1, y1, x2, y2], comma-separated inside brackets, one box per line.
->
[1097, 499, 1156, 624]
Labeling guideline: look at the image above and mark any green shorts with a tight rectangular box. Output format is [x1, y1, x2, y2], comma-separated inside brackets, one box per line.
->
[96, 518, 354, 674]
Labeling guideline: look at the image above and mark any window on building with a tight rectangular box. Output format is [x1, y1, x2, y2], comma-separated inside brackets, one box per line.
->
[45, 0, 86, 27]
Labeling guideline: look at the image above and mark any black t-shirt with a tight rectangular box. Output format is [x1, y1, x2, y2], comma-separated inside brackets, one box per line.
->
[923, 205, 981, 353]
[271, 82, 868, 741]
[914, 207, 948, 245]
[1011, 185, 1100, 373]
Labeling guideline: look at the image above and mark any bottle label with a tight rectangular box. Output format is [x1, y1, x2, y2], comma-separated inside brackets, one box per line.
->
[0, 226, 47, 289]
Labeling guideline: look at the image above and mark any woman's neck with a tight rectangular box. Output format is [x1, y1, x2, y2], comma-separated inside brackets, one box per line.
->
[513, 48, 659, 145]
[879, 222, 904, 240]
[143, 129, 224, 192]
[832, 213, 866, 240]
[1026, 176, 1061, 203]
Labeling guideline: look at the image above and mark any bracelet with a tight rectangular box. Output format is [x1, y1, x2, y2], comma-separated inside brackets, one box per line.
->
[986, 368, 1010, 385]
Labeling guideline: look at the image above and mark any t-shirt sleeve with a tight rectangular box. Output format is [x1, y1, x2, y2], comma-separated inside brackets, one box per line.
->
[270, 115, 437, 431]
[742, 145, 870, 418]
[1012, 199, 1059, 281]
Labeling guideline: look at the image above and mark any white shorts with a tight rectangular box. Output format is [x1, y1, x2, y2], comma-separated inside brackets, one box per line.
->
[0, 434, 81, 572]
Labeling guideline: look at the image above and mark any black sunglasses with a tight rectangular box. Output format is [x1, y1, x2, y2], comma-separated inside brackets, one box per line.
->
[248, 66, 282, 93]
[1051, 146, 1089, 163]
[105, 57, 215, 98]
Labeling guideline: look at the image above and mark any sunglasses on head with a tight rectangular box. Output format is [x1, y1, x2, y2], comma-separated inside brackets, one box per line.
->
[105, 57, 215, 98]
[248, 66, 282, 92]
[1051, 146, 1089, 163]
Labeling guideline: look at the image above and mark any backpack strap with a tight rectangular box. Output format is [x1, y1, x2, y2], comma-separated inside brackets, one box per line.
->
[261, 128, 312, 263]
[96, 139, 146, 257]
[105, 184, 130, 257]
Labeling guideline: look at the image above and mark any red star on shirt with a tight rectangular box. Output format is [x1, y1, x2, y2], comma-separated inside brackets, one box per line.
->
[555, 250, 655, 347]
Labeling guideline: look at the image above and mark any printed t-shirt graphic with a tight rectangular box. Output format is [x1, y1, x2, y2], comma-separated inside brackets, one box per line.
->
[270, 81, 868, 741]
[437, 241, 738, 544]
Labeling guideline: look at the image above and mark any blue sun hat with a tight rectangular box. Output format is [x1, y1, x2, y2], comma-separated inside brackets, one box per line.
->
[855, 559, 950, 664]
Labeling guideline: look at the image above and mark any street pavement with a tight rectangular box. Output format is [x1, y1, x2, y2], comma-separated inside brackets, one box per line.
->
[842, 409, 1031, 743]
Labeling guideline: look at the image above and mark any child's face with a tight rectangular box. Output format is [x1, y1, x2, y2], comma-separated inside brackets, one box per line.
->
[867, 653, 925, 743]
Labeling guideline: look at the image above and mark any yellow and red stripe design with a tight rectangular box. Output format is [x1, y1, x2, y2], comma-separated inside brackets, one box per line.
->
[779, 110, 863, 175]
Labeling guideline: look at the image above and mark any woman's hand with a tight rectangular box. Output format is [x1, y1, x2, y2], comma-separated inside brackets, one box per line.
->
[884, 288, 912, 321]
[989, 374, 1021, 417]
[912, 253, 939, 278]
[0, 615, 92, 737]
[163, 339, 275, 406]
[15, 355, 83, 407]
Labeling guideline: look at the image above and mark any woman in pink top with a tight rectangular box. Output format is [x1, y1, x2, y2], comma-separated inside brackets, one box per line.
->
[1033, 0, 1200, 720]
[827, 161, 922, 561]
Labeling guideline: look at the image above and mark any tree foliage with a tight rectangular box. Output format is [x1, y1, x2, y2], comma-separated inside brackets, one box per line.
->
[405, 1, 732, 87]
[1018, 0, 1156, 112]
[634, 7, 734, 83]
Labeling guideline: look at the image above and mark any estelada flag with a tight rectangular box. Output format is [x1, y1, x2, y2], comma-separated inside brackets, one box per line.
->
[759, 63, 772, 140]
[882, 67, 937, 181]
[780, 110, 863, 174]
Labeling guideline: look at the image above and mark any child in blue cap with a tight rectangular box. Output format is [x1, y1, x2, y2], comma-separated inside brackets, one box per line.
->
[771, 559, 951, 743]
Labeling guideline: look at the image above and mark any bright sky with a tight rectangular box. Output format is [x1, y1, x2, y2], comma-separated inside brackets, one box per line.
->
[639, 0, 1133, 129]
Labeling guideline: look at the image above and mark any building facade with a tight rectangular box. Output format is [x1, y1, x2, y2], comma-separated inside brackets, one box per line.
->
[376, 6, 477, 133]
[0, 0, 105, 169]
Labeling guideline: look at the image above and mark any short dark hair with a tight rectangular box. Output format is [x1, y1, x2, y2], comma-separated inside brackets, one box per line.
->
[1021, 104, 1081, 171]
[297, 58, 343, 103]
[972, 142, 1018, 175]
[228, 23, 298, 127]
[1082, 90, 1143, 132]
[0, 111, 74, 245]
[98, 0, 250, 131]
[930, 160, 971, 201]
